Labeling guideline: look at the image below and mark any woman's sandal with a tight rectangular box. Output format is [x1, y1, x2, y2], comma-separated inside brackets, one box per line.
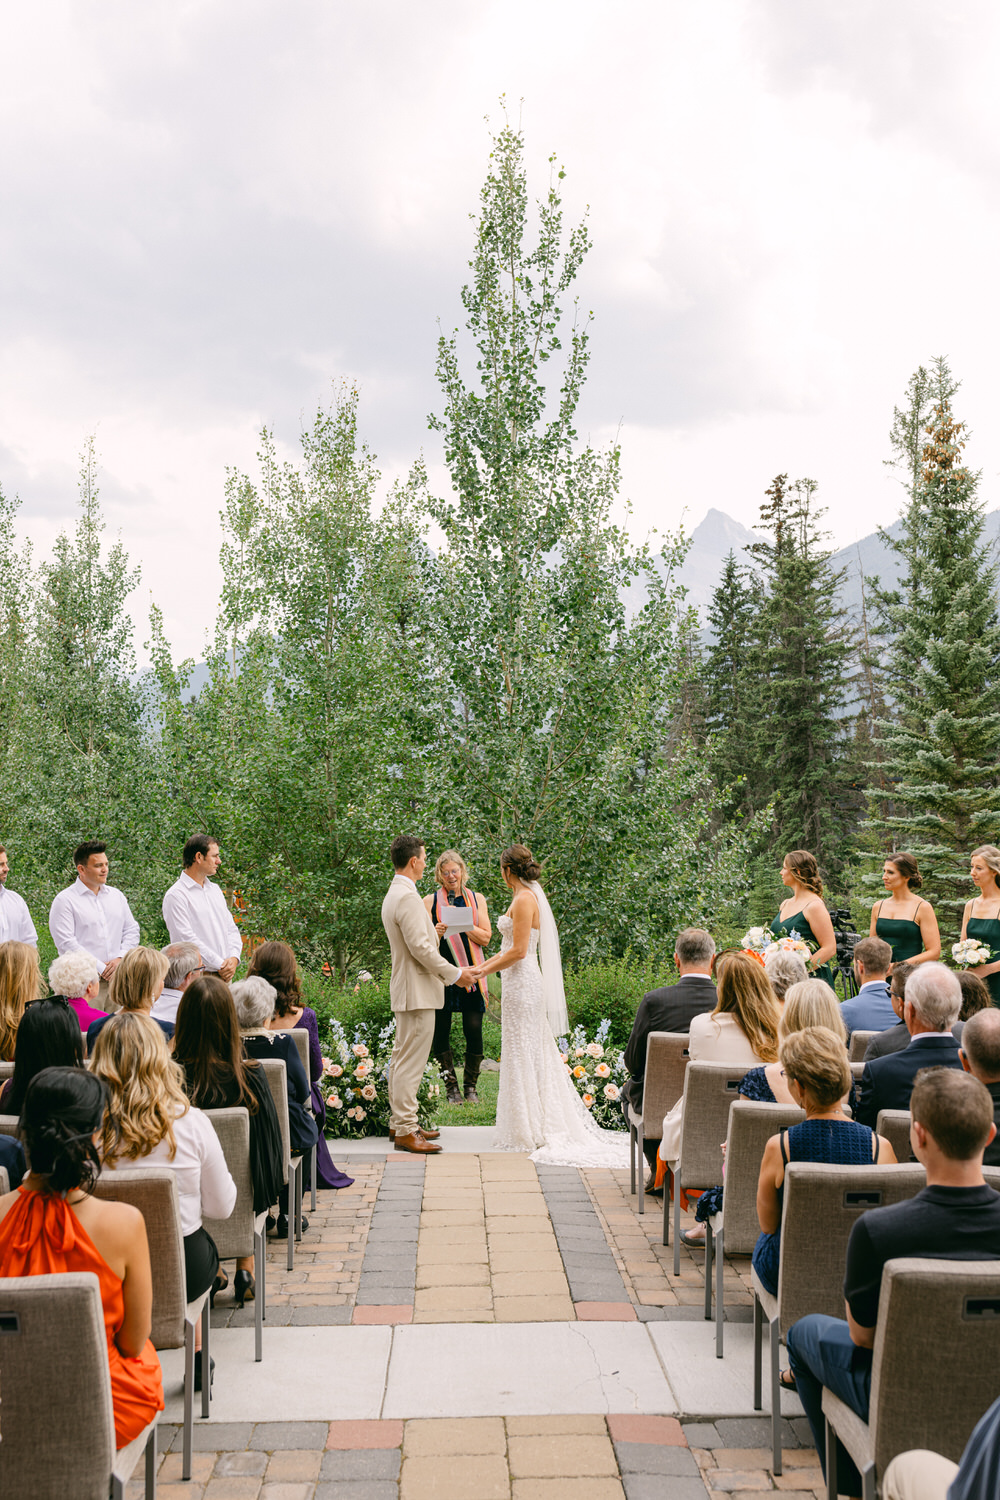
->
[680, 1227, 707, 1248]
[779, 1368, 797, 1391]
[209, 1270, 229, 1308]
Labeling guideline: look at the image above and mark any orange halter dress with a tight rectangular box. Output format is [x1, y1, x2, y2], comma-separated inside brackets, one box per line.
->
[0, 1186, 164, 1446]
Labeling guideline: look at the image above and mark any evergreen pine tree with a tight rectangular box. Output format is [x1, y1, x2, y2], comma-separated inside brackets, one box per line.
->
[704, 549, 766, 819]
[866, 360, 1000, 924]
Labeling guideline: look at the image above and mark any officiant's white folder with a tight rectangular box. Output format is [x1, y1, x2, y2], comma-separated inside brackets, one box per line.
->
[442, 906, 474, 932]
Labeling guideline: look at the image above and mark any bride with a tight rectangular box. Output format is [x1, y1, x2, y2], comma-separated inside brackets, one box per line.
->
[468, 845, 629, 1168]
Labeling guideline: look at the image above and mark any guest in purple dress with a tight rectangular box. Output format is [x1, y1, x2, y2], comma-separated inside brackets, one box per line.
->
[48, 950, 109, 1040]
[247, 941, 353, 1190]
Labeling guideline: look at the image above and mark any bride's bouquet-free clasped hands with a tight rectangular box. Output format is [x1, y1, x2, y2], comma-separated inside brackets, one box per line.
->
[741, 927, 815, 962]
[952, 938, 995, 970]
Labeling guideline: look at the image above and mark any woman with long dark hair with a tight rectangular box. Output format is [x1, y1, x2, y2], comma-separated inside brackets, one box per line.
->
[0, 1067, 164, 1445]
[0, 995, 84, 1112]
[870, 852, 941, 969]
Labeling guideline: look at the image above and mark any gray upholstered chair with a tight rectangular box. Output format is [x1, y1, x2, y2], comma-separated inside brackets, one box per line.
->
[875, 1108, 913, 1163]
[0, 1111, 20, 1138]
[627, 1031, 689, 1215]
[257, 1057, 304, 1271]
[0, 1164, 8, 1193]
[849, 1031, 879, 1063]
[661, 1062, 750, 1272]
[94, 1166, 212, 1481]
[704, 1100, 803, 1356]
[288, 1026, 318, 1211]
[0, 1271, 159, 1499]
[202, 1105, 268, 1362]
[822, 1258, 1000, 1500]
[752, 1162, 927, 1474]
[0, 1058, 14, 1080]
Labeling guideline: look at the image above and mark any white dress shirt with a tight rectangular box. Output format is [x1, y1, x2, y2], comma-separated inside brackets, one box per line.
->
[48, 878, 140, 966]
[106, 1105, 237, 1236]
[162, 872, 242, 973]
[151, 986, 184, 1025]
[0, 885, 37, 945]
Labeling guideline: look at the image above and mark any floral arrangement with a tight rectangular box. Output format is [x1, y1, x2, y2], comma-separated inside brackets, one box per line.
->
[556, 1018, 628, 1131]
[952, 938, 995, 970]
[742, 927, 814, 962]
[321, 1016, 440, 1138]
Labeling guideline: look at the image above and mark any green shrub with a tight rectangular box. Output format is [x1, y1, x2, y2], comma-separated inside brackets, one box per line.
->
[564, 952, 673, 1048]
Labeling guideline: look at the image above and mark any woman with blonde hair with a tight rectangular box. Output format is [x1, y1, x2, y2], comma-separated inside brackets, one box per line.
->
[91, 1012, 236, 1385]
[423, 848, 492, 1104]
[86, 945, 172, 1052]
[0, 940, 44, 1060]
[961, 845, 1000, 1006]
[770, 850, 837, 986]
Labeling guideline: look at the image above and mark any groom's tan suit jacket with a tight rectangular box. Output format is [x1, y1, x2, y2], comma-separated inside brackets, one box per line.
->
[381, 874, 461, 1011]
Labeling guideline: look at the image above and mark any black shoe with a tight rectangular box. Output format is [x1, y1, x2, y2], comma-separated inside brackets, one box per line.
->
[209, 1271, 228, 1308]
[193, 1352, 215, 1392]
[266, 1214, 277, 1234]
[273, 1213, 309, 1239]
[233, 1269, 255, 1308]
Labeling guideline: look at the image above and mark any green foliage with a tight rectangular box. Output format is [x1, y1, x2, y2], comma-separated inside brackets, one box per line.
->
[563, 952, 674, 1047]
[704, 550, 767, 822]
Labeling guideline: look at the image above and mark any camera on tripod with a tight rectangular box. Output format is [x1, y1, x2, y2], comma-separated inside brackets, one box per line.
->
[827, 906, 861, 994]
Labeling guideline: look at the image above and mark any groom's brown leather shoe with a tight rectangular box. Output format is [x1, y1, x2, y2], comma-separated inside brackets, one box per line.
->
[393, 1131, 442, 1154]
[389, 1127, 440, 1141]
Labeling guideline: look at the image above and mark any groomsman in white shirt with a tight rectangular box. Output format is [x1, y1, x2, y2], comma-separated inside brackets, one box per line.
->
[48, 840, 140, 1003]
[162, 835, 243, 982]
[0, 845, 38, 946]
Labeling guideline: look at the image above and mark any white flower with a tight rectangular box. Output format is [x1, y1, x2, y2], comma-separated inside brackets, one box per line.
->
[741, 926, 769, 953]
[352, 1044, 370, 1057]
[357, 970, 373, 982]
[585, 1042, 603, 1057]
[327, 1093, 342, 1109]
[574, 1047, 585, 1057]
[346, 1107, 357, 1119]
[355, 1107, 366, 1120]
[594, 1062, 611, 1078]
[361, 1083, 377, 1101]
[603, 1083, 620, 1101]
[354, 1062, 369, 1079]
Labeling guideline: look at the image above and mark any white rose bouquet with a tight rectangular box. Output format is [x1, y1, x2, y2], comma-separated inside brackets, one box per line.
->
[952, 938, 994, 970]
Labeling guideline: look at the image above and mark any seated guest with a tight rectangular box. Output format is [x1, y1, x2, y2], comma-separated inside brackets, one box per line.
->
[862, 961, 914, 1061]
[882, 1391, 1000, 1500]
[87, 946, 174, 1052]
[960, 1008, 1000, 1168]
[840, 936, 895, 1038]
[0, 1129, 26, 1189]
[0, 995, 84, 1112]
[959, 970, 992, 1024]
[0, 1067, 164, 1445]
[91, 1013, 236, 1385]
[764, 948, 810, 1008]
[622, 928, 717, 1179]
[751, 1027, 896, 1299]
[172, 975, 284, 1306]
[48, 949, 108, 1036]
[151, 942, 204, 1026]
[0, 940, 44, 1061]
[233, 976, 320, 1236]
[856, 962, 964, 1127]
[247, 941, 354, 1191]
[659, 952, 780, 1164]
[788, 1069, 1000, 1497]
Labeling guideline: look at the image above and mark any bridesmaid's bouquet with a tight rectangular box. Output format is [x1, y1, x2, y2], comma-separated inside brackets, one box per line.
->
[740, 927, 814, 962]
[741, 927, 770, 954]
[952, 938, 994, 970]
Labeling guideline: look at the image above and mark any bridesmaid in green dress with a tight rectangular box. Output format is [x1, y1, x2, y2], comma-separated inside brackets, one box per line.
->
[870, 852, 941, 971]
[771, 850, 837, 988]
[961, 845, 1000, 1007]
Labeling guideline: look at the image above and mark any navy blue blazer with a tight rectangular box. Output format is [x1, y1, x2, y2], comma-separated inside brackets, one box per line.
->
[856, 1032, 964, 1128]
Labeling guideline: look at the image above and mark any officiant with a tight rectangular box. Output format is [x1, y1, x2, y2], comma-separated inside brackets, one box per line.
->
[423, 850, 492, 1105]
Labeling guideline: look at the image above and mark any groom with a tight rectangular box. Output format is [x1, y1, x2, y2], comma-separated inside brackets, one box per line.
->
[382, 834, 476, 1154]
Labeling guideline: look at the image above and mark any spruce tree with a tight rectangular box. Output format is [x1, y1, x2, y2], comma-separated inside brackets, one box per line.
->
[704, 549, 766, 819]
[866, 360, 1000, 924]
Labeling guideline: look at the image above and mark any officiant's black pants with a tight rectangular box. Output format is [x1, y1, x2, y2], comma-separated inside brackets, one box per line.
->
[433, 1006, 483, 1059]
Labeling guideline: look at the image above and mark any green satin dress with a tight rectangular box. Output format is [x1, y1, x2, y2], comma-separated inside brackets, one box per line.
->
[874, 900, 927, 966]
[966, 911, 1000, 1006]
[770, 907, 834, 987]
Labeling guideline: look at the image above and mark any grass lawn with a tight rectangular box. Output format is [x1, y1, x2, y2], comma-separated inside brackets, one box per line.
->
[433, 1063, 499, 1127]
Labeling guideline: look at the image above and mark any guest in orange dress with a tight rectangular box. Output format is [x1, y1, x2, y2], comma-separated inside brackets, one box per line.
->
[0, 1065, 163, 1446]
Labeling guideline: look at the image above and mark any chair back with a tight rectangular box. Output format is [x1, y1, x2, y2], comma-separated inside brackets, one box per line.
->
[869, 1258, 1000, 1476]
[849, 1030, 879, 1062]
[720, 1101, 804, 1254]
[0, 1059, 13, 1080]
[258, 1057, 292, 1179]
[289, 1026, 310, 1080]
[876, 1109, 913, 1163]
[776, 1162, 927, 1335]
[0, 1272, 116, 1500]
[678, 1062, 753, 1191]
[202, 1106, 255, 1258]
[640, 1033, 689, 1137]
[0, 1112, 20, 1139]
[0, 1165, 8, 1194]
[93, 1166, 186, 1347]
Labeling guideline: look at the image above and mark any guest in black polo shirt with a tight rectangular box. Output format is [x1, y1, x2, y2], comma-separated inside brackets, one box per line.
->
[787, 1068, 1000, 1496]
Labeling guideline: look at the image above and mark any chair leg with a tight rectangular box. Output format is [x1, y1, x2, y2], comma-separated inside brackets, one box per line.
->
[863, 1463, 876, 1500]
[715, 1226, 725, 1359]
[662, 1170, 670, 1246]
[752, 1293, 763, 1409]
[704, 1222, 713, 1320]
[145, 1419, 158, 1498]
[310, 1143, 317, 1212]
[201, 1297, 211, 1418]
[673, 1183, 681, 1275]
[637, 1121, 645, 1216]
[255, 1227, 264, 1362]
[824, 1416, 837, 1500]
[769, 1315, 782, 1475]
[629, 1122, 636, 1195]
[287, 1180, 295, 1271]
[295, 1161, 303, 1241]
[182, 1316, 195, 1480]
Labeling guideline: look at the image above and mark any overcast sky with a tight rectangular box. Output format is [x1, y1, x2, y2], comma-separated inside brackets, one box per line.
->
[3, 0, 999, 660]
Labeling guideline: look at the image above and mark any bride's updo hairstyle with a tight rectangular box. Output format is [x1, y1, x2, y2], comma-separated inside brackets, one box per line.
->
[501, 845, 542, 882]
[783, 850, 823, 897]
[20, 1065, 107, 1196]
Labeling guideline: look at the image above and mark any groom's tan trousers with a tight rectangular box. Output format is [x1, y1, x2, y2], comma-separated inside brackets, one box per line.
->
[388, 1007, 436, 1135]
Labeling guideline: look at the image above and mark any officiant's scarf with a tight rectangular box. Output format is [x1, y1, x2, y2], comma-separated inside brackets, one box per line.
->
[436, 887, 488, 1002]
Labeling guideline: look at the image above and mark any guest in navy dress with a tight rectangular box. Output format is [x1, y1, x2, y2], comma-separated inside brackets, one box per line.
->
[246, 941, 353, 1190]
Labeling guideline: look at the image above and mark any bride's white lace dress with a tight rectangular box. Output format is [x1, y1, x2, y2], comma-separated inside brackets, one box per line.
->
[494, 914, 629, 1168]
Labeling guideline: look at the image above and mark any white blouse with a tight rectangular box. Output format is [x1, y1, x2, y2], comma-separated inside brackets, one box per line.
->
[108, 1105, 237, 1237]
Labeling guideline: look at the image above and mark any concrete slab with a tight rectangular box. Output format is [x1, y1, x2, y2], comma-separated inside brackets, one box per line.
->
[646, 1322, 805, 1420]
[158, 1326, 392, 1423]
[329, 1127, 505, 1155]
[383, 1322, 676, 1417]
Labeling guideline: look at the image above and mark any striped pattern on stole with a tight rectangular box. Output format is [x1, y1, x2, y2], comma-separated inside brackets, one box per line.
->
[435, 887, 488, 1003]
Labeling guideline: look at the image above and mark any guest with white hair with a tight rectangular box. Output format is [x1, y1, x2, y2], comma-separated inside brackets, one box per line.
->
[232, 976, 319, 1238]
[764, 947, 810, 1006]
[856, 961, 964, 1127]
[151, 941, 204, 1026]
[48, 949, 108, 1036]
